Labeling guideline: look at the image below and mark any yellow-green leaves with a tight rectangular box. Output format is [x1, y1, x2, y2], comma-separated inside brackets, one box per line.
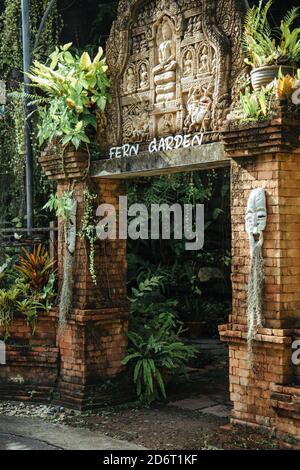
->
[97, 96, 107, 111]
[66, 98, 76, 109]
[277, 73, 294, 99]
[93, 47, 104, 65]
[75, 121, 83, 133]
[237, 85, 275, 122]
[63, 42, 73, 51]
[80, 52, 92, 71]
[30, 43, 110, 149]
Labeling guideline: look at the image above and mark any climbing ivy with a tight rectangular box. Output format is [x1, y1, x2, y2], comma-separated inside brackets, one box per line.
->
[79, 190, 98, 285]
[0, 0, 62, 228]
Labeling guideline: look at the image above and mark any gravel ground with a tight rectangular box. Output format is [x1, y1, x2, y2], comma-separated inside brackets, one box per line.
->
[0, 366, 288, 450]
[0, 400, 284, 450]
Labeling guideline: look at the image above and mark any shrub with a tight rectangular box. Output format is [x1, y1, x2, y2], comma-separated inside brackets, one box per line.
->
[124, 276, 197, 404]
[27, 43, 111, 149]
[237, 85, 276, 122]
[0, 282, 28, 339]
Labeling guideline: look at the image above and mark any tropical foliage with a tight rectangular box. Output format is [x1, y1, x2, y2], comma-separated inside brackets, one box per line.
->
[234, 68, 300, 122]
[123, 170, 232, 404]
[0, 0, 60, 228]
[0, 245, 56, 339]
[126, 170, 231, 334]
[16, 244, 56, 291]
[28, 43, 111, 149]
[244, 0, 300, 68]
[236, 84, 276, 122]
[0, 286, 21, 340]
[44, 191, 75, 223]
[124, 276, 198, 404]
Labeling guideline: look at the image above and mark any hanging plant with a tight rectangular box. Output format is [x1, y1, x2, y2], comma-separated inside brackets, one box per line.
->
[79, 189, 98, 285]
[44, 191, 77, 326]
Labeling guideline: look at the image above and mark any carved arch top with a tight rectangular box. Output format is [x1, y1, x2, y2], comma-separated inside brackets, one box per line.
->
[100, 0, 245, 154]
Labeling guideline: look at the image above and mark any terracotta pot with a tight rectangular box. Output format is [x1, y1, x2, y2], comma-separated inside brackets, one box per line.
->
[251, 65, 296, 92]
[38, 142, 89, 181]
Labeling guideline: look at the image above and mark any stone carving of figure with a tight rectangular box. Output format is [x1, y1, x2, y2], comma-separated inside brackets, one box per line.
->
[245, 188, 267, 354]
[184, 84, 213, 133]
[183, 50, 193, 77]
[125, 67, 135, 94]
[139, 110, 150, 140]
[139, 63, 149, 89]
[159, 0, 171, 11]
[153, 17, 177, 103]
[199, 45, 209, 73]
[123, 106, 150, 142]
[245, 188, 267, 258]
[158, 113, 175, 135]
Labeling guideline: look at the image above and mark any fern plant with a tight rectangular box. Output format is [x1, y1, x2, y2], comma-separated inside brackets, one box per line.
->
[235, 85, 276, 122]
[278, 8, 300, 65]
[244, 0, 300, 68]
[124, 275, 197, 404]
[16, 298, 44, 336]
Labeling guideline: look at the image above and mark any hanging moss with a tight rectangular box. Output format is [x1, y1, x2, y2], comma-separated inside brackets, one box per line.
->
[247, 243, 264, 364]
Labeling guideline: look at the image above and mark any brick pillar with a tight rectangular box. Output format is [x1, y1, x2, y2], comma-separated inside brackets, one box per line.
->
[220, 116, 300, 442]
[55, 178, 129, 409]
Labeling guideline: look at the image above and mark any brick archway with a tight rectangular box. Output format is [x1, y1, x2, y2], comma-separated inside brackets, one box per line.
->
[53, 114, 300, 442]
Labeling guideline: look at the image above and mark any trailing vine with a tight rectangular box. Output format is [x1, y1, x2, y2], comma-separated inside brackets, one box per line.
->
[79, 189, 98, 285]
[0, 0, 62, 227]
[0, 0, 22, 77]
[44, 191, 76, 327]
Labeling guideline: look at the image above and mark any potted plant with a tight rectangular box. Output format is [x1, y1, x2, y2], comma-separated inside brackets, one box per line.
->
[28, 43, 111, 180]
[243, 0, 300, 91]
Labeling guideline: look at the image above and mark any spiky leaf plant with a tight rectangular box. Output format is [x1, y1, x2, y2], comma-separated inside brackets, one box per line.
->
[16, 244, 56, 291]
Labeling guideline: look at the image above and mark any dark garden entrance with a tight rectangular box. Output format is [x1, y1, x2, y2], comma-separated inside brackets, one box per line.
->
[89, 142, 233, 409]
[124, 167, 232, 405]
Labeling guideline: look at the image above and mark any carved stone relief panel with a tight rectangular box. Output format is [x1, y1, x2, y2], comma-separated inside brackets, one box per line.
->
[99, 0, 245, 155]
[153, 16, 177, 104]
[138, 61, 150, 90]
[122, 103, 151, 143]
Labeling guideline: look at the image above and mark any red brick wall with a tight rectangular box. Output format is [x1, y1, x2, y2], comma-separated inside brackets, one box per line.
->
[221, 145, 300, 442]
[56, 178, 129, 406]
[0, 311, 57, 346]
[0, 312, 59, 394]
[57, 179, 127, 310]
